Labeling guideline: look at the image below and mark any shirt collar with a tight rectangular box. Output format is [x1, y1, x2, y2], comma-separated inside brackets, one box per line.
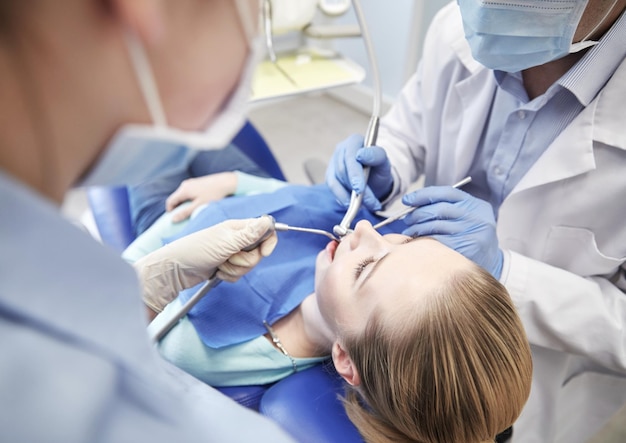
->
[493, 9, 626, 107]
[560, 9, 626, 106]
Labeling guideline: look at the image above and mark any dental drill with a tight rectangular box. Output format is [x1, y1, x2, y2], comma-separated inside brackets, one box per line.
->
[333, 0, 383, 238]
[150, 216, 340, 342]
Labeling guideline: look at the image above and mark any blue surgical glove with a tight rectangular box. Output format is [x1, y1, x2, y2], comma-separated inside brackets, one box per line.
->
[325, 134, 392, 211]
[401, 186, 503, 280]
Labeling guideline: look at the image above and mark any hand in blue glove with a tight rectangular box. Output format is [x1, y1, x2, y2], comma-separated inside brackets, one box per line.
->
[401, 186, 503, 279]
[325, 134, 392, 211]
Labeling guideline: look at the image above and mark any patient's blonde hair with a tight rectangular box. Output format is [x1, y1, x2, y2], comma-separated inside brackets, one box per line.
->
[341, 264, 532, 443]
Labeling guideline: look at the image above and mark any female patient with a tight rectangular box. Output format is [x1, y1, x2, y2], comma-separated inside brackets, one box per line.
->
[131, 180, 533, 443]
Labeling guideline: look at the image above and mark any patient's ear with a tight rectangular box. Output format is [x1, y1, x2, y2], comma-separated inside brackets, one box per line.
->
[332, 342, 361, 386]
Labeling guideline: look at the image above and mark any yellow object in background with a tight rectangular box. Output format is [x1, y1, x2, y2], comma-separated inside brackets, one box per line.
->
[251, 50, 366, 102]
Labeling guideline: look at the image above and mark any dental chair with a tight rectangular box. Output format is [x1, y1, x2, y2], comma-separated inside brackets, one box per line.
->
[86, 120, 364, 443]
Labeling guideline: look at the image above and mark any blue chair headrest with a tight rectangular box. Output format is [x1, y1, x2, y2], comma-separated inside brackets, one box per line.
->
[260, 362, 363, 443]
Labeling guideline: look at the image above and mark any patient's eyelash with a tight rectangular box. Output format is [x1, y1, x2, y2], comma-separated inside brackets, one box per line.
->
[354, 257, 375, 280]
[403, 235, 420, 244]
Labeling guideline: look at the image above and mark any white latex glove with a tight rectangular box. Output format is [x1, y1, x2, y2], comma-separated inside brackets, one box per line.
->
[135, 216, 278, 315]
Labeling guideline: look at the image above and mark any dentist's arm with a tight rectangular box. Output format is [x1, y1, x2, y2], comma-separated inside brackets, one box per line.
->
[134, 216, 278, 320]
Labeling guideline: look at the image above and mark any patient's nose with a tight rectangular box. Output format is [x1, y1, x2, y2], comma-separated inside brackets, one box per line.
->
[350, 220, 382, 248]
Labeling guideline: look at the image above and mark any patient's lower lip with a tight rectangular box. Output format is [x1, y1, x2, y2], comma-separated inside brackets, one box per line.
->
[326, 240, 338, 260]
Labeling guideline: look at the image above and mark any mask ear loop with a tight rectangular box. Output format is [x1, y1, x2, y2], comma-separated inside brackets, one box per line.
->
[235, 0, 262, 47]
[572, 0, 619, 49]
[123, 30, 168, 128]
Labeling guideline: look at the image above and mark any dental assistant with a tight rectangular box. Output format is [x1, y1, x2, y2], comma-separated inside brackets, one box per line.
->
[327, 0, 626, 442]
[0, 1, 292, 442]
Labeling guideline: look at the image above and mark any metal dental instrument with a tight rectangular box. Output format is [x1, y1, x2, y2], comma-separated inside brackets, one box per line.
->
[151, 216, 341, 342]
[274, 222, 340, 242]
[151, 215, 277, 343]
[372, 176, 473, 231]
[262, 0, 298, 87]
[333, 0, 383, 239]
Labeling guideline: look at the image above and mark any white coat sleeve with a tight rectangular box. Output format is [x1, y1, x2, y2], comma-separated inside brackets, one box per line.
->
[502, 250, 626, 373]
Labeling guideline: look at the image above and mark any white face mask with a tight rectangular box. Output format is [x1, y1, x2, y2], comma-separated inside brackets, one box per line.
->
[79, 0, 263, 188]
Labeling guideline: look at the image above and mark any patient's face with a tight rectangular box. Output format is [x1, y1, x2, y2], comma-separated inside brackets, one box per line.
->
[314, 220, 471, 336]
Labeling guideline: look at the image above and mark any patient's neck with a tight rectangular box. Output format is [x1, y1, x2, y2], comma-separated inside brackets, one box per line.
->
[300, 294, 334, 352]
[264, 294, 333, 358]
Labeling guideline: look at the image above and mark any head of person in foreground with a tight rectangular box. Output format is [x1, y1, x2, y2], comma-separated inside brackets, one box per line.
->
[314, 220, 533, 443]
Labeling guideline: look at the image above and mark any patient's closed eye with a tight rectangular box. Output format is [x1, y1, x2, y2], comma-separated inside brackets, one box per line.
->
[354, 257, 375, 280]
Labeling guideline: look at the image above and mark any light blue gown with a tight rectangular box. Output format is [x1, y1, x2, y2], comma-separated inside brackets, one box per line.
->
[0, 171, 294, 443]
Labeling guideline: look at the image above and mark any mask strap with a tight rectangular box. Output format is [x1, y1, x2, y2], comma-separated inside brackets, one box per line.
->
[124, 30, 168, 128]
[235, 0, 262, 47]
[576, 0, 619, 44]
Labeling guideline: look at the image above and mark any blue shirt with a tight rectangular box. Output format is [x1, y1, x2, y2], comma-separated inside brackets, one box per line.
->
[464, 10, 626, 215]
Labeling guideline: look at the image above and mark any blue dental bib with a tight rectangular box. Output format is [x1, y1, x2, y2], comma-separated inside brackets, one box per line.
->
[164, 184, 403, 348]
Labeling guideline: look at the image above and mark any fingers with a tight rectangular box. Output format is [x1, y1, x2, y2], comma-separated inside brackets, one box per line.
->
[217, 253, 258, 282]
[327, 171, 352, 207]
[214, 216, 278, 281]
[362, 187, 383, 212]
[402, 186, 468, 208]
[343, 135, 367, 194]
[325, 134, 392, 207]
[222, 216, 277, 253]
[217, 239, 278, 282]
[165, 182, 194, 212]
[402, 219, 467, 238]
[171, 202, 199, 223]
[327, 135, 366, 206]
[402, 201, 466, 226]
[356, 145, 388, 167]
[259, 233, 278, 257]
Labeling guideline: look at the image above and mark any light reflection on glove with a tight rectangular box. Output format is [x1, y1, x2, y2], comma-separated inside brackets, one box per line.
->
[325, 134, 392, 211]
[401, 186, 503, 279]
[135, 216, 278, 315]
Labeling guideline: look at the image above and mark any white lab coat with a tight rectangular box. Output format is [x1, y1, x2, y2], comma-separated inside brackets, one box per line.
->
[0, 171, 294, 443]
[380, 3, 626, 442]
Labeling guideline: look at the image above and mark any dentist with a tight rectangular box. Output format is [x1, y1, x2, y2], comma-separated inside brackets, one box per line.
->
[0, 1, 290, 442]
[327, 0, 626, 442]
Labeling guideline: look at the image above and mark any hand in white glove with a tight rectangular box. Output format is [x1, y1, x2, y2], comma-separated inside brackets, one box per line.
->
[135, 216, 278, 317]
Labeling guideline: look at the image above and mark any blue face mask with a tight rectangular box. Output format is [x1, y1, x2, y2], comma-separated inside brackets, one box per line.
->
[457, 0, 594, 73]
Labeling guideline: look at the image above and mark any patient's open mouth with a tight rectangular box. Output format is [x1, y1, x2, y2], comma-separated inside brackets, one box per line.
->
[327, 240, 338, 261]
